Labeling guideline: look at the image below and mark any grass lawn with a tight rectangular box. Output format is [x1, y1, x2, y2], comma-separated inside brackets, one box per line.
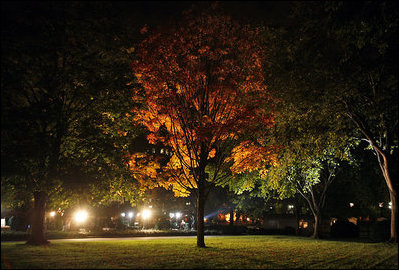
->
[1, 235, 397, 269]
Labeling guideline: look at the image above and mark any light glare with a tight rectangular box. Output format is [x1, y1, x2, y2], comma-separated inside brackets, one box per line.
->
[74, 210, 88, 223]
[142, 209, 151, 219]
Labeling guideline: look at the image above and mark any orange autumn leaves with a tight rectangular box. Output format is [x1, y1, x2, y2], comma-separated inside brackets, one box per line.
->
[227, 141, 280, 178]
[127, 9, 280, 196]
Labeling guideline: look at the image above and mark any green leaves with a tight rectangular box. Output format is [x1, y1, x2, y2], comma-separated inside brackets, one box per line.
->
[1, 2, 144, 209]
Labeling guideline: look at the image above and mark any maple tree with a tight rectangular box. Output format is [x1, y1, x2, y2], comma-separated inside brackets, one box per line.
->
[129, 6, 278, 247]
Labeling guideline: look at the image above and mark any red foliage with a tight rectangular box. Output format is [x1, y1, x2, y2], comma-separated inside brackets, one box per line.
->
[129, 8, 279, 195]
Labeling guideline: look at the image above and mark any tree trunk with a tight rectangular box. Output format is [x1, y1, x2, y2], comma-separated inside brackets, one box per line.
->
[388, 189, 397, 242]
[373, 146, 397, 242]
[294, 203, 300, 235]
[380, 156, 397, 243]
[346, 113, 397, 242]
[196, 177, 206, 248]
[26, 191, 49, 245]
[312, 212, 321, 239]
[229, 208, 234, 226]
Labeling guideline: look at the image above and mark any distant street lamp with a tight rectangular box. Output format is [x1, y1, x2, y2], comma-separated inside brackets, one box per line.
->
[142, 209, 151, 229]
[128, 212, 134, 227]
[74, 210, 88, 224]
[142, 209, 151, 220]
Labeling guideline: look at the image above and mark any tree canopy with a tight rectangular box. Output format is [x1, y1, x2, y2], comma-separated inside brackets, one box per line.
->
[128, 5, 278, 247]
[1, 2, 143, 244]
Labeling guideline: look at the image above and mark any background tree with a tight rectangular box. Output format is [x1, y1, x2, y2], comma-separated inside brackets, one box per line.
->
[1, 2, 141, 245]
[270, 150, 351, 238]
[226, 38, 354, 237]
[263, 1, 398, 241]
[231, 187, 273, 224]
[129, 5, 278, 247]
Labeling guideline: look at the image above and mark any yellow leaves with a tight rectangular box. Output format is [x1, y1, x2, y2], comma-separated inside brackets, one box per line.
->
[167, 181, 191, 197]
[127, 151, 162, 191]
[228, 141, 280, 176]
[176, 84, 182, 94]
[168, 154, 182, 169]
[208, 148, 216, 159]
[135, 73, 142, 80]
[102, 112, 114, 122]
[126, 47, 135, 54]
[119, 131, 128, 137]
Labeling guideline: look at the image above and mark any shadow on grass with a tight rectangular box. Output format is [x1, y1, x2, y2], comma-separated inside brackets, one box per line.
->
[323, 237, 381, 243]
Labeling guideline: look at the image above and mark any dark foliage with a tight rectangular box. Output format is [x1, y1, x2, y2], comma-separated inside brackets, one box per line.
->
[330, 219, 359, 238]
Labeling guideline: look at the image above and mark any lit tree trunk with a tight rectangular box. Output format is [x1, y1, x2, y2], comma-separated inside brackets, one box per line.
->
[294, 172, 334, 239]
[27, 191, 49, 245]
[311, 210, 322, 239]
[378, 151, 398, 242]
[346, 108, 397, 242]
[389, 190, 398, 243]
[297, 192, 322, 239]
[378, 153, 397, 243]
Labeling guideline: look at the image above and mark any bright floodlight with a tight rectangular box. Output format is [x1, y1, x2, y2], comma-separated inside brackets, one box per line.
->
[169, 213, 175, 218]
[175, 212, 182, 219]
[50, 211, 56, 217]
[128, 212, 134, 218]
[142, 209, 151, 219]
[121, 212, 126, 217]
[74, 210, 88, 223]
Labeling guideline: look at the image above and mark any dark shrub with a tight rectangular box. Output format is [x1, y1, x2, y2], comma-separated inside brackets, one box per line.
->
[330, 219, 359, 238]
[204, 224, 247, 235]
[154, 219, 171, 230]
[369, 219, 390, 242]
[8, 216, 28, 231]
[115, 218, 127, 230]
[1, 231, 29, 241]
[284, 226, 296, 235]
[260, 227, 296, 235]
[222, 225, 247, 235]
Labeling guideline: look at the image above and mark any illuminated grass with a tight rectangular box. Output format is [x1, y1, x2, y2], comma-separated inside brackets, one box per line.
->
[1, 235, 397, 269]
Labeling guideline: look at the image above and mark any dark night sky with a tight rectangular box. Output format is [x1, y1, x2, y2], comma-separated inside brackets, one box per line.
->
[1, 1, 292, 29]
